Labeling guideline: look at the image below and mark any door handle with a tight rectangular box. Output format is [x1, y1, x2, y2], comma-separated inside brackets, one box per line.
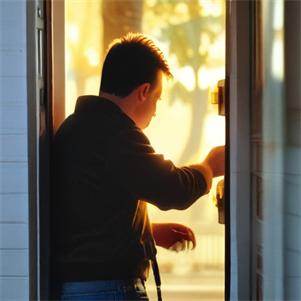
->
[211, 79, 225, 116]
[212, 178, 225, 224]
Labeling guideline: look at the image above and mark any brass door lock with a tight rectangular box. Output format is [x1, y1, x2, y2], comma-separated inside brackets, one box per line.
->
[212, 178, 225, 224]
[211, 79, 225, 116]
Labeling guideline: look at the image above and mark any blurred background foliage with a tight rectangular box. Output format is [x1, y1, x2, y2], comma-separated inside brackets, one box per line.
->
[142, 0, 225, 164]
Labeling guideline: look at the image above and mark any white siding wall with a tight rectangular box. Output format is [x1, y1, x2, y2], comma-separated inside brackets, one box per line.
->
[284, 2, 301, 299]
[0, 1, 29, 300]
[284, 154, 301, 301]
[229, 1, 301, 300]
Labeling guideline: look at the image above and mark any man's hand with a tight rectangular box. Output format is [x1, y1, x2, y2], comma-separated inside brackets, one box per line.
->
[188, 145, 225, 193]
[200, 145, 225, 178]
[203, 145, 225, 178]
[152, 222, 196, 252]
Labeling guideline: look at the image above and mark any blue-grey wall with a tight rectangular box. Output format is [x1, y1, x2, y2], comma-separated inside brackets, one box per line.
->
[0, 1, 29, 300]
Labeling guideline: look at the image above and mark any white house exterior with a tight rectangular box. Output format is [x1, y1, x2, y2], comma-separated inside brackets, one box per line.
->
[0, 1, 30, 300]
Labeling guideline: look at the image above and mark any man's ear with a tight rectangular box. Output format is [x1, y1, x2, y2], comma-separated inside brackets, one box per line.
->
[137, 83, 151, 102]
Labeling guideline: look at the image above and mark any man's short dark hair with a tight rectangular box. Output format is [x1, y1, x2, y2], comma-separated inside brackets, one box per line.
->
[100, 32, 173, 98]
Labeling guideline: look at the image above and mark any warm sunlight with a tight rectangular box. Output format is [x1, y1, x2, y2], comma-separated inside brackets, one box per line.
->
[65, 1, 225, 300]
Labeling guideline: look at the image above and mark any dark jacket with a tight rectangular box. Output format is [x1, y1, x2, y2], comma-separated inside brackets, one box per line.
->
[50, 96, 207, 282]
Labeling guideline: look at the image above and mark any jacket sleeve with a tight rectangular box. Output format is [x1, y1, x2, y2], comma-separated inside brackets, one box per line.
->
[106, 128, 209, 210]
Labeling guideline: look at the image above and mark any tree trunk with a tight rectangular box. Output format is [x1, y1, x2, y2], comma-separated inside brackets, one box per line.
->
[102, 0, 143, 55]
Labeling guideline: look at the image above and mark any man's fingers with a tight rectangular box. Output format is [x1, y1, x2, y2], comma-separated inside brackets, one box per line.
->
[169, 240, 195, 252]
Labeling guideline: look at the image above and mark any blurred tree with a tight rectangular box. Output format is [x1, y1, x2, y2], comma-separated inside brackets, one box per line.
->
[143, 1, 224, 164]
[102, 1, 143, 55]
[65, 0, 102, 97]
[67, 0, 224, 164]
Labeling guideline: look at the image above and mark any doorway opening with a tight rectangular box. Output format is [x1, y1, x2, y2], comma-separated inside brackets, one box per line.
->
[63, 1, 226, 300]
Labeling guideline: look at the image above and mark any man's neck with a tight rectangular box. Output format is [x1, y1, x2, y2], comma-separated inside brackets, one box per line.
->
[99, 92, 135, 120]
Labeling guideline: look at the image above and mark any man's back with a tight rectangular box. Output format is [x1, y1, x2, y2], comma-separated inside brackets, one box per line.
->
[50, 96, 150, 282]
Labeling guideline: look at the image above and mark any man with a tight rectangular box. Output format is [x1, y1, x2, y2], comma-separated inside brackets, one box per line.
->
[50, 32, 225, 300]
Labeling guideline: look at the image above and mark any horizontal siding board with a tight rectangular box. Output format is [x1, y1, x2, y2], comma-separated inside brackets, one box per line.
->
[0, 50, 26, 77]
[0, 277, 29, 301]
[0, 1, 25, 23]
[0, 224, 28, 249]
[285, 146, 301, 176]
[284, 213, 301, 253]
[0, 163, 28, 194]
[0, 78, 27, 104]
[0, 194, 28, 223]
[284, 277, 301, 301]
[284, 249, 301, 277]
[0, 105, 28, 133]
[284, 175, 301, 217]
[0, 134, 28, 162]
[0, 23, 26, 51]
[0, 250, 29, 276]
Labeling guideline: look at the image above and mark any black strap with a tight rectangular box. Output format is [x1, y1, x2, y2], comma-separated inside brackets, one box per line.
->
[151, 257, 162, 301]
